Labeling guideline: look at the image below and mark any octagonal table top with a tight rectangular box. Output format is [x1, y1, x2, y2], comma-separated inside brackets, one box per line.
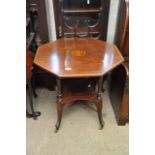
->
[34, 38, 124, 78]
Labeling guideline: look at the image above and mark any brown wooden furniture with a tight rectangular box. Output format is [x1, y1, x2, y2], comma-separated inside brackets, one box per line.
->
[115, 0, 129, 58]
[34, 38, 124, 131]
[53, 0, 110, 40]
[26, 45, 41, 119]
[109, 63, 129, 125]
[109, 0, 129, 125]
[27, 0, 53, 91]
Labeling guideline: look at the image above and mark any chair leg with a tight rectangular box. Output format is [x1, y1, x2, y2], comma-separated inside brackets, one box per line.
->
[95, 99, 104, 129]
[27, 81, 41, 120]
[31, 69, 37, 98]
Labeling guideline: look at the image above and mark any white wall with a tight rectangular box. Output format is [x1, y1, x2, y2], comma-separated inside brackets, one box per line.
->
[45, 0, 119, 43]
[107, 0, 120, 43]
[45, 0, 56, 41]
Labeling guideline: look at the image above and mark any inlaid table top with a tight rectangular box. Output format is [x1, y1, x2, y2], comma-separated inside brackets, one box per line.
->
[34, 38, 124, 78]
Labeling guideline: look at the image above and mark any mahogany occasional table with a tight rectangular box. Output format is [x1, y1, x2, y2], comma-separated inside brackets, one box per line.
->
[34, 38, 124, 132]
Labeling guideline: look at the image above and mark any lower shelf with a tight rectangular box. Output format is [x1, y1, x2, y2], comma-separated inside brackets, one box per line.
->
[61, 78, 97, 104]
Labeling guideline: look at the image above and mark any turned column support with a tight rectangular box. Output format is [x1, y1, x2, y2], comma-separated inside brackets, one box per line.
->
[56, 78, 63, 101]
[97, 77, 103, 99]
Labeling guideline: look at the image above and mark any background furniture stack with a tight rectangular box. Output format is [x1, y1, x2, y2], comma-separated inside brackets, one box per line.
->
[109, 0, 129, 125]
[26, 0, 55, 90]
[26, 0, 49, 48]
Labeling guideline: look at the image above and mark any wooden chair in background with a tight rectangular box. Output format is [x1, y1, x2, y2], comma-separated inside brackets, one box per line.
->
[26, 44, 41, 119]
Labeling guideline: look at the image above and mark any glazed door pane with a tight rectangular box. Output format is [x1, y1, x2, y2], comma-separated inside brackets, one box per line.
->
[53, 0, 110, 40]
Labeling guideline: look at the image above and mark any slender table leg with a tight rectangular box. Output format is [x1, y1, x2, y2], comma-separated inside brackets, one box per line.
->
[55, 78, 63, 132]
[27, 81, 41, 120]
[101, 74, 108, 92]
[95, 77, 105, 129]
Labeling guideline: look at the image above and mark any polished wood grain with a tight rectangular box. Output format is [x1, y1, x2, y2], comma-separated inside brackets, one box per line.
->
[34, 38, 124, 78]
